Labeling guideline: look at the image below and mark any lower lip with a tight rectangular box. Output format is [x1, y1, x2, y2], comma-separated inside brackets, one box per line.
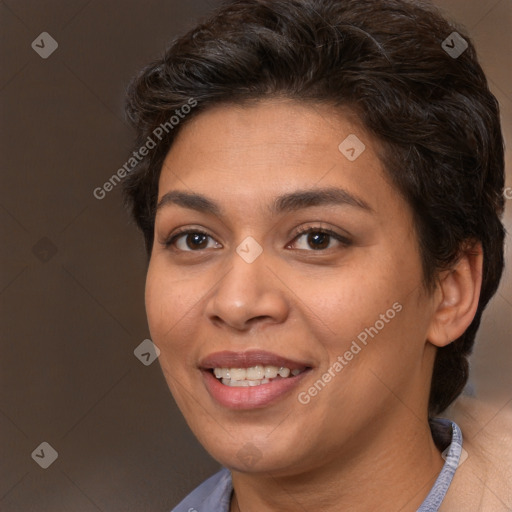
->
[201, 369, 310, 409]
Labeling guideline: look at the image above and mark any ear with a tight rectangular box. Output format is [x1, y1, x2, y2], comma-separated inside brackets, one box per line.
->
[427, 241, 483, 348]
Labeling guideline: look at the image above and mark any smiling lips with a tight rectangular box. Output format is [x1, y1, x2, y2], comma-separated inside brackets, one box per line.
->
[199, 350, 312, 409]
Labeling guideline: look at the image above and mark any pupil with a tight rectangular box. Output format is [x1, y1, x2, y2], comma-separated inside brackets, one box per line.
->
[308, 232, 329, 250]
[187, 233, 208, 249]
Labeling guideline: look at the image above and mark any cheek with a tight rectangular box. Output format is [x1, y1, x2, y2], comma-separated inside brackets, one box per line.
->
[299, 254, 422, 361]
[298, 265, 394, 330]
[145, 260, 197, 350]
[145, 264, 170, 338]
[145, 262, 206, 401]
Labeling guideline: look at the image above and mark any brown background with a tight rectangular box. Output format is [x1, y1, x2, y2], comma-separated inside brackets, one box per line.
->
[0, 0, 510, 510]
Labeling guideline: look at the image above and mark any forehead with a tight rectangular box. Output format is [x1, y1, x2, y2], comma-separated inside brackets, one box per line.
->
[163, 99, 366, 166]
[156, 99, 400, 218]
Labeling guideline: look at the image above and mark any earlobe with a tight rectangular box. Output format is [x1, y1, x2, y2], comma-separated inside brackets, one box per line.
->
[427, 242, 483, 348]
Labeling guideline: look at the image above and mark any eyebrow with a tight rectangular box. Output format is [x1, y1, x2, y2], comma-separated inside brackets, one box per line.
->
[155, 187, 373, 216]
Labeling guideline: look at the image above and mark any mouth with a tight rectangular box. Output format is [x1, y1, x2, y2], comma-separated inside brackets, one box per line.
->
[199, 350, 313, 409]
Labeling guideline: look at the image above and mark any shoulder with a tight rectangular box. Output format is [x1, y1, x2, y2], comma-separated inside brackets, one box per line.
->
[440, 396, 512, 511]
[170, 468, 232, 512]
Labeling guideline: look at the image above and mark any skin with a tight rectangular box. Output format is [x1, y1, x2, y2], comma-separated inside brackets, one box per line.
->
[145, 99, 483, 511]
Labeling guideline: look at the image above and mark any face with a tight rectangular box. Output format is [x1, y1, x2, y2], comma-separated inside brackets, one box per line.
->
[145, 100, 439, 476]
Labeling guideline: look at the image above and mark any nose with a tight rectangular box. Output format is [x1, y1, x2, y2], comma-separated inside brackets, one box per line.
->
[204, 246, 289, 332]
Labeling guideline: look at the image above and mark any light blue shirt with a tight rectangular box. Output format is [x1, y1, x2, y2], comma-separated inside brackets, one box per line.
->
[172, 418, 462, 512]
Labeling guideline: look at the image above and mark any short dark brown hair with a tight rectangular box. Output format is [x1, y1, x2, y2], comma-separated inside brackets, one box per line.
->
[123, 0, 506, 418]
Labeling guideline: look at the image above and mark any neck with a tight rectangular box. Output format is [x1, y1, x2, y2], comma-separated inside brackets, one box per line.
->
[230, 415, 444, 512]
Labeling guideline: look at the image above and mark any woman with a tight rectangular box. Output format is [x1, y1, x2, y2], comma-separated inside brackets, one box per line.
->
[123, 0, 510, 510]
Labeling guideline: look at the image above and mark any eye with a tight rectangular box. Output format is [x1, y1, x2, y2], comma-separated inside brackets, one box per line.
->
[164, 229, 222, 251]
[289, 227, 350, 251]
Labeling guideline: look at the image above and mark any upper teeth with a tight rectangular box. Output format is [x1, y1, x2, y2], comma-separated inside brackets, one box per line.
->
[213, 365, 302, 381]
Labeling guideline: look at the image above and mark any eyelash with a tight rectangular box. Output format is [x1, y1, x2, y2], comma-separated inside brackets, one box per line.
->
[163, 226, 351, 252]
